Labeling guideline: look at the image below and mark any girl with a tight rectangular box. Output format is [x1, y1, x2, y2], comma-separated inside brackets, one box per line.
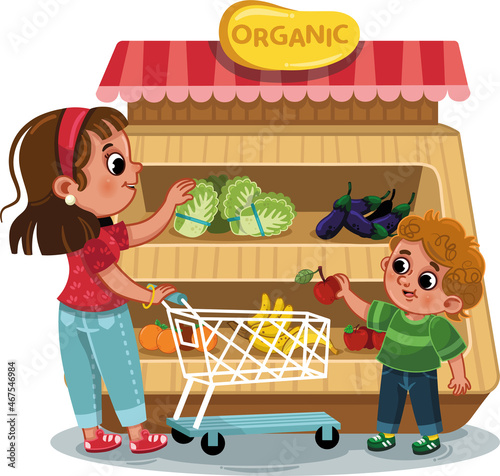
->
[0, 107, 195, 454]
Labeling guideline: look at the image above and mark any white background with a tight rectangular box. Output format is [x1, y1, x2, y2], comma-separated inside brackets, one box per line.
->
[1, 1, 500, 475]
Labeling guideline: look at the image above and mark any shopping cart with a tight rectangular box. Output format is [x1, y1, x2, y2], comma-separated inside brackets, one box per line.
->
[162, 293, 340, 456]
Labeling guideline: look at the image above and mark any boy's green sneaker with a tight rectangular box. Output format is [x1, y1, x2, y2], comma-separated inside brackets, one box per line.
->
[367, 433, 396, 451]
[412, 436, 441, 455]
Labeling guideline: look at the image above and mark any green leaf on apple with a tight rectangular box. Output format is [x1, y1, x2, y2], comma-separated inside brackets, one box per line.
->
[294, 268, 318, 284]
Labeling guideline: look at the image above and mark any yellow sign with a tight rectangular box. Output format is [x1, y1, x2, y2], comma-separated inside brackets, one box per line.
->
[219, 1, 360, 71]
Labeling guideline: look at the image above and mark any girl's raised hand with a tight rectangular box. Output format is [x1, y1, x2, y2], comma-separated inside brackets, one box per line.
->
[166, 178, 196, 206]
[153, 284, 177, 304]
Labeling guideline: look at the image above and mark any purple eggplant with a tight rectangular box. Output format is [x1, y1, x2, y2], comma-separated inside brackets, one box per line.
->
[316, 182, 352, 240]
[351, 190, 391, 215]
[373, 193, 415, 234]
[367, 189, 396, 221]
[345, 210, 389, 240]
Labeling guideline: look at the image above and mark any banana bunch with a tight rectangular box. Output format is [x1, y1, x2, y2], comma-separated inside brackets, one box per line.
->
[248, 295, 292, 337]
[247, 294, 340, 355]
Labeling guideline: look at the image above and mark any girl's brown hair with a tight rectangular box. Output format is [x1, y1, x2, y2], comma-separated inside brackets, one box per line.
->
[390, 210, 485, 321]
[0, 107, 128, 255]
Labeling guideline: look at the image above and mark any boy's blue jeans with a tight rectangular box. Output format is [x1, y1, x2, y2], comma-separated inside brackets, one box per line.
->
[377, 365, 443, 436]
[58, 303, 146, 429]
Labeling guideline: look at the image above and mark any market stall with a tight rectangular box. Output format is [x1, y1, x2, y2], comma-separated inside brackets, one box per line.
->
[96, 40, 498, 433]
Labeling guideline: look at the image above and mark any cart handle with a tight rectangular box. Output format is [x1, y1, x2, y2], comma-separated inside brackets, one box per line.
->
[147, 284, 188, 307]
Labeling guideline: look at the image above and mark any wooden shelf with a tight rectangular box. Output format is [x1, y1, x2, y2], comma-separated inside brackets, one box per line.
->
[135, 327, 376, 364]
[151, 212, 392, 246]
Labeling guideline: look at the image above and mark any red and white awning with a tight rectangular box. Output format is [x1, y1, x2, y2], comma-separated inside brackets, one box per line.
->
[97, 40, 469, 104]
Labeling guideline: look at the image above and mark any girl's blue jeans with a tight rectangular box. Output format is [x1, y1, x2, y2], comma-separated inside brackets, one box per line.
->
[58, 303, 146, 429]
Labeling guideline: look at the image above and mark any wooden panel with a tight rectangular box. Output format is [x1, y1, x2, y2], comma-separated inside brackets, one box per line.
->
[145, 102, 161, 122]
[282, 99, 300, 123]
[263, 98, 283, 122]
[230, 98, 247, 121]
[166, 136, 181, 163]
[156, 247, 180, 280]
[189, 99, 213, 122]
[172, 101, 189, 121]
[334, 100, 352, 122]
[367, 97, 384, 122]
[181, 136, 206, 162]
[129, 96, 438, 124]
[136, 248, 157, 283]
[241, 248, 258, 279]
[160, 98, 174, 122]
[303, 136, 323, 165]
[205, 136, 225, 164]
[420, 98, 438, 123]
[246, 97, 264, 121]
[384, 97, 403, 122]
[322, 135, 340, 163]
[217, 248, 240, 278]
[403, 100, 420, 122]
[357, 135, 384, 163]
[298, 96, 317, 121]
[224, 135, 241, 163]
[437, 134, 475, 230]
[352, 98, 370, 122]
[278, 135, 302, 162]
[177, 248, 197, 279]
[261, 133, 279, 163]
[315, 98, 333, 122]
[337, 136, 360, 163]
[142, 136, 169, 163]
[214, 100, 232, 122]
[128, 101, 143, 123]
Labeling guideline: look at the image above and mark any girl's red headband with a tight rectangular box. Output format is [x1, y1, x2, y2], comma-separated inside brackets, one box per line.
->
[57, 108, 90, 177]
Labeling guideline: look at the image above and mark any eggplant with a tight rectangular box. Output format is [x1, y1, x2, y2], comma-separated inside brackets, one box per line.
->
[373, 192, 415, 234]
[367, 189, 396, 221]
[345, 210, 389, 240]
[351, 190, 391, 215]
[315, 182, 352, 240]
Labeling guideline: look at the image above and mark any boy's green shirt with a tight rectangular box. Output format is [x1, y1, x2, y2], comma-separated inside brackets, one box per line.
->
[367, 300, 467, 373]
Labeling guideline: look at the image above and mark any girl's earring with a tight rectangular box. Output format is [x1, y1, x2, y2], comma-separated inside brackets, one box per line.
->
[65, 195, 76, 206]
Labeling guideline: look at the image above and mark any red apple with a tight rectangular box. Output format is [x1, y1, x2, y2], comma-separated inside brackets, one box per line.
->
[313, 266, 341, 305]
[372, 331, 386, 350]
[343, 325, 369, 351]
[325, 276, 341, 298]
[359, 326, 374, 349]
[314, 281, 336, 304]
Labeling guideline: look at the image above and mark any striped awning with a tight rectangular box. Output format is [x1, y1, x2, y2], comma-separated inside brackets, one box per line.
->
[97, 41, 469, 104]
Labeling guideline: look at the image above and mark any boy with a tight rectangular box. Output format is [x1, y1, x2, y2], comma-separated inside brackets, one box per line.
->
[333, 210, 485, 455]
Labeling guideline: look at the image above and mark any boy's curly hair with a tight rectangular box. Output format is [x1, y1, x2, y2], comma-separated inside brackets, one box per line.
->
[389, 210, 485, 321]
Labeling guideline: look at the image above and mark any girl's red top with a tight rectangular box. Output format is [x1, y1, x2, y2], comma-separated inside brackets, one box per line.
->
[58, 222, 130, 312]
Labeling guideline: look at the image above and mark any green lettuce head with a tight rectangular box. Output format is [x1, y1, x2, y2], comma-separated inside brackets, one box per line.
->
[174, 179, 219, 238]
[219, 176, 261, 235]
[239, 192, 296, 237]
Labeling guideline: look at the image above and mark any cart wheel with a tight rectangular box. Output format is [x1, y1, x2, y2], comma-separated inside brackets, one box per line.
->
[201, 432, 225, 456]
[315, 426, 340, 450]
[171, 428, 194, 445]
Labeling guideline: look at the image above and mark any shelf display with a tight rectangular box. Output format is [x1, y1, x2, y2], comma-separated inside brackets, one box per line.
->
[96, 40, 498, 435]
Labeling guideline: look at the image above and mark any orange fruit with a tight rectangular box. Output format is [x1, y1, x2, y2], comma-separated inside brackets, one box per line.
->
[192, 326, 218, 352]
[157, 329, 176, 354]
[139, 324, 162, 350]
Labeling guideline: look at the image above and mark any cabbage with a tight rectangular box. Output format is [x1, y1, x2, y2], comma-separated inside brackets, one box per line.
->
[174, 179, 219, 238]
[239, 193, 296, 237]
[219, 176, 261, 235]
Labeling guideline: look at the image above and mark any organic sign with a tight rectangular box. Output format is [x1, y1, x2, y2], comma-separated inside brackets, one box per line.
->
[219, 1, 360, 71]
